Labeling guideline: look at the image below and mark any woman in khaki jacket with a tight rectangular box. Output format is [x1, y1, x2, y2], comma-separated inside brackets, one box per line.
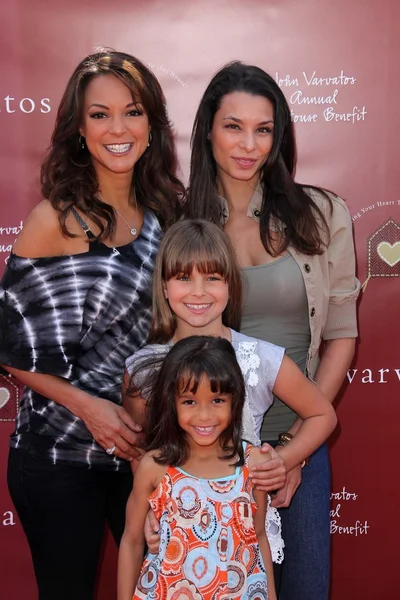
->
[184, 61, 360, 600]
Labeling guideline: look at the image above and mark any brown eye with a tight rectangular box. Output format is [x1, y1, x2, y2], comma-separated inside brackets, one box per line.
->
[258, 126, 273, 134]
[127, 109, 143, 117]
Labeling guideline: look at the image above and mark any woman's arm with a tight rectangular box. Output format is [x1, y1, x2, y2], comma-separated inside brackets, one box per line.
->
[118, 454, 162, 600]
[3, 366, 142, 461]
[314, 337, 355, 399]
[1, 203, 145, 460]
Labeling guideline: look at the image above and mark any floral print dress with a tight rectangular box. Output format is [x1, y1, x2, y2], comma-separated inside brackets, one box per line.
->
[133, 444, 269, 600]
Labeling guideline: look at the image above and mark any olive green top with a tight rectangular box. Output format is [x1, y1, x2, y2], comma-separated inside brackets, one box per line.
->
[220, 187, 360, 380]
[241, 253, 310, 440]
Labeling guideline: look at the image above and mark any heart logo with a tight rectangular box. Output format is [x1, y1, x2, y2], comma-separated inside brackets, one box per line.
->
[0, 387, 10, 409]
[377, 241, 400, 267]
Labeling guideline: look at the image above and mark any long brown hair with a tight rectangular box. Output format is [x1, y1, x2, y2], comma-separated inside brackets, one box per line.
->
[186, 61, 332, 255]
[146, 336, 245, 467]
[41, 49, 184, 238]
[149, 219, 243, 343]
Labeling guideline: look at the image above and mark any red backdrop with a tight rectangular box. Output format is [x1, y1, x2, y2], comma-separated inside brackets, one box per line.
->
[1, 1, 399, 598]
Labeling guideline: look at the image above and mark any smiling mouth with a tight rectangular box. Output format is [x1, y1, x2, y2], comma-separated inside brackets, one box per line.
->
[194, 426, 215, 435]
[185, 303, 212, 310]
[104, 143, 133, 154]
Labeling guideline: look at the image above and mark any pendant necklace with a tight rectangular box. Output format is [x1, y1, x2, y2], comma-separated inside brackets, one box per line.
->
[115, 206, 137, 236]
[99, 194, 138, 236]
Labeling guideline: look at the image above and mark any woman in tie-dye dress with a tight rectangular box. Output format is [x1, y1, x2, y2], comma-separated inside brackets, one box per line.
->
[0, 50, 183, 600]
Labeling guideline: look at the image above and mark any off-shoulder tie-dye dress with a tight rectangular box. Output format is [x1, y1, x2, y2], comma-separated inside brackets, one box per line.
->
[133, 444, 268, 600]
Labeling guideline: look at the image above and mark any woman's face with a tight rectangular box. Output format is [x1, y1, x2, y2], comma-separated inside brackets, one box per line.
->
[79, 73, 150, 180]
[209, 91, 274, 187]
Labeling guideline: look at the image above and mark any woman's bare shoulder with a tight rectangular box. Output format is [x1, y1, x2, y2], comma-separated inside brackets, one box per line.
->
[13, 200, 87, 258]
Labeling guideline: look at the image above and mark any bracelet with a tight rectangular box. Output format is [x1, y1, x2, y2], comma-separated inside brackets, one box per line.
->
[278, 432, 309, 468]
[277, 432, 293, 446]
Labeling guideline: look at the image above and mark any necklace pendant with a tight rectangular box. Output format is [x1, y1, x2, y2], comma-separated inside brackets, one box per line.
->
[131, 228, 137, 236]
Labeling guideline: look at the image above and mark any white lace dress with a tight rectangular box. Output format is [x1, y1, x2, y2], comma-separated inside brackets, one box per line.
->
[126, 329, 286, 563]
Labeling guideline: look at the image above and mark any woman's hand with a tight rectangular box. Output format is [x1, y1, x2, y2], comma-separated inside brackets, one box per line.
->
[270, 464, 302, 508]
[144, 510, 161, 554]
[1, 367, 145, 462]
[249, 443, 287, 492]
[80, 397, 145, 461]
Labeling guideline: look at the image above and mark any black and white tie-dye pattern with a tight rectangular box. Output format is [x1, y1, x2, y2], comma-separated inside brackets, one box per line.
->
[0, 209, 162, 471]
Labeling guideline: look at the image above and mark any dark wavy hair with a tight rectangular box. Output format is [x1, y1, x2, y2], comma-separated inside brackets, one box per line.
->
[41, 49, 184, 238]
[145, 336, 245, 467]
[149, 219, 243, 343]
[186, 61, 332, 255]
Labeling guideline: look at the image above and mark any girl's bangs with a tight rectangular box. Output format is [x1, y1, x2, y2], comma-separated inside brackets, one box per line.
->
[176, 358, 235, 397]
[163, 239, 231, 280]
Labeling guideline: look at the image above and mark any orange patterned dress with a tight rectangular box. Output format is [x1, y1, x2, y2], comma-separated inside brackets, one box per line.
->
[132, 444, 268, 600]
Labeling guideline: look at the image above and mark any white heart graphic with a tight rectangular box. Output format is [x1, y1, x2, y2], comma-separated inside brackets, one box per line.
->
[377, 241, 400, 267]
[0, 387, 10, 409]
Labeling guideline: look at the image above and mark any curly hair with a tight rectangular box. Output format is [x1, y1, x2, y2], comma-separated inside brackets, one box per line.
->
[41, 49, 184, 238]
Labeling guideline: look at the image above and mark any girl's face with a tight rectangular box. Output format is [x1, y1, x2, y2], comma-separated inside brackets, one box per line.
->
[209, 91, 274, 187]
[164, 267, 229, 334]
[176, 375, 232, 450]
[79, 73, 151, 180]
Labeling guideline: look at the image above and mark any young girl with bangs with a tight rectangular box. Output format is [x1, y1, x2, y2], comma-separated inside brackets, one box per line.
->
[119, 335, 276, 600]
[121, 218, 337, 582]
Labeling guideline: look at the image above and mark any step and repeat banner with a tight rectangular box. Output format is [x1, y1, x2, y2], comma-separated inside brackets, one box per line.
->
[1, 1, 399, 598]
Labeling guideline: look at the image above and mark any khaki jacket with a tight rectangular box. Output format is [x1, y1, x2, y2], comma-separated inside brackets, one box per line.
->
[220, 187, 360, 378]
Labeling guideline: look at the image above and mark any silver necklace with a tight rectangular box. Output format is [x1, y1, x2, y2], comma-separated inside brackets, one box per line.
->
[115, 207, 137, 236]
[99, 194, 138, 236]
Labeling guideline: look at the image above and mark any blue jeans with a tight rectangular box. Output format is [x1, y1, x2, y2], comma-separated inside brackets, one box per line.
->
[278, 442, 331, 600]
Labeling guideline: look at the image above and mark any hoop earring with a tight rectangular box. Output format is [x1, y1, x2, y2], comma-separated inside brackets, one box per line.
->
[79, 135, 85, 150]
[147, 132, 152, 148]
